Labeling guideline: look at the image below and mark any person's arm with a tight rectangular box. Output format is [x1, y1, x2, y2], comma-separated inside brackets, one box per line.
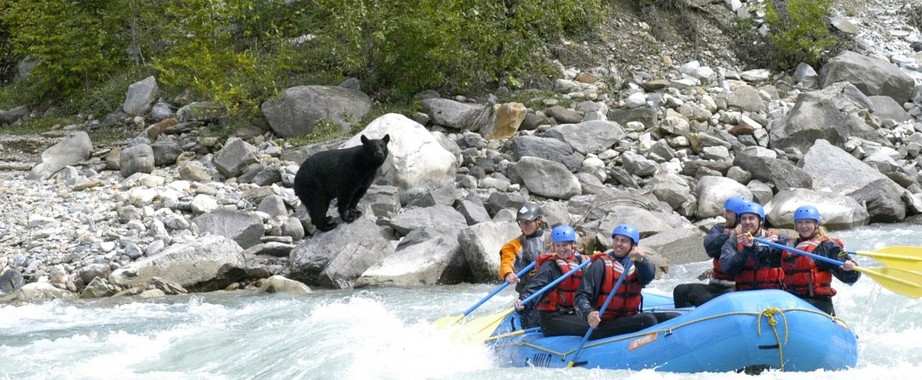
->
[703, 223, 729, 258]
[750, 234, 786, 268]
[519, 261, 555, 301]
[815, 241, 862, 285]
[499, 238, 520, 281]
[575, 260, 604, 318]
[719, 235, 746, 275]
[633, 255, 656, 286]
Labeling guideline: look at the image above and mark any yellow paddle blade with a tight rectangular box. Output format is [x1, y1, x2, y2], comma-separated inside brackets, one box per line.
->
[853, 246, 922, 271]
[873, 246, 922, 257]
[855, 266, 922, 299]
[434, 314, 464, 329]
[483, 328, 527, 343]
[451, 307, 515, 344]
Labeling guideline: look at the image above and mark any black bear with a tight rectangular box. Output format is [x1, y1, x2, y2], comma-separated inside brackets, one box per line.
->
[294, 134, 390, 232]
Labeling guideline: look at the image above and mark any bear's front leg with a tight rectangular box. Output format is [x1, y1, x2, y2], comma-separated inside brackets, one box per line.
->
[315, 216, 337, 231]
[338, 198, 358, 223]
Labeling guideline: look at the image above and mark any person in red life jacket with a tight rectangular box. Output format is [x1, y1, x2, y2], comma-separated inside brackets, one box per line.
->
[782, 205, 861, 315]
[673, 195, 749, 308]
[575, 224, 677, 340]
[514, 225, 592, 337]
[499, 202, 548, 328]
[719, 201, 788, 290]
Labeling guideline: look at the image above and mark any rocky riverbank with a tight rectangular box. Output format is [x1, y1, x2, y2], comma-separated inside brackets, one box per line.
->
[1, 0, 921, 303]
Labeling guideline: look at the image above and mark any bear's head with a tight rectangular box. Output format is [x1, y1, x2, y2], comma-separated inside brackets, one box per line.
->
[360, 134, 390, 166]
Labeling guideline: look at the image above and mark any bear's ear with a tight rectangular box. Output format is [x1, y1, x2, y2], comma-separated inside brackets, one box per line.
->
[382, 134, 390, 144]
[361, 135, 369, 144]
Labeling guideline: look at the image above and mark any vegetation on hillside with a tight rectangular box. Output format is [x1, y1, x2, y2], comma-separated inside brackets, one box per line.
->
[0, 0, 605, 119]
[764, 0, 838, 69]
[0, 0, 848, 131]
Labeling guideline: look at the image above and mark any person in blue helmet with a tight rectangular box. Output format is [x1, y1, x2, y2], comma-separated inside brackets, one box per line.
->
[575, 224, 678, 340]
[673, 195, 749, 308]
[719, 201, 788, 290]
[515, 225, 592, 337]
[781, 205, 861, 315]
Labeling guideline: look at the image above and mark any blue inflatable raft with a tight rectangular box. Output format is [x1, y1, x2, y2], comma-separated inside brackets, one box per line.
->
[487, 289, 858, 372]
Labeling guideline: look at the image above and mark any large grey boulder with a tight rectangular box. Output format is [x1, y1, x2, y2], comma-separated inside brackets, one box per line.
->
[733, 147, 812, 190]
[848, 179, 907, 223]
[355, 229, 468, 286]
[695, 176, 752, 218]
[458, 221, 521, 283]
[802, 140, 907, 222]
[802, 139, 898, 194]
[27, 131, 93, 180]
[119, 144, 155, 177]
[0, 105, 29, 125]
[513, 156, 582, 199]
[0, 267, 24, 294]
[193, 210, 264, 249]
[385, 205, 468, 235]
[512, 135, 583, 172]
[642, 227, 706, 266]
[649, 170, 692, 211]
[122, 76, 159, 116]
[608, 107, 659, 129]
[768, 82, 889, 153]
[260, 275, 311, 295]
[177, 101, 227, 123]
[820, 50, 915, 102]
[0, 283, 76, 302]
[545, 120, 625, 155]
[213, 138, 258, 178]
[419, 98, 490, 130]
[108, 235, 246, 291]
[764, 188, 869, 230]
[589, 206, 680, 243]
[726, 83, 766, 113]
[287, 217, 392, 287]
[868, 95, 912, 124]
[261, 85, 373, 137]
[344, 113, 457, 189]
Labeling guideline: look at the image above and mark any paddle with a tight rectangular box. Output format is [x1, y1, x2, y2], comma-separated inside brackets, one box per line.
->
[435, 261, 537, 328]
[453, 258, 592, 344]
[848, 246, 922, 271]
[568, 256, 633, 367]
[753, 238, 922, 299]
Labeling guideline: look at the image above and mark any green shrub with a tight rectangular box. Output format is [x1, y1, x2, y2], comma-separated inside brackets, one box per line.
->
[0, 0, 127, 98]
[764, 0, 836, 69]
[299, 0, 605, 99]
[1, 0, 608, 124]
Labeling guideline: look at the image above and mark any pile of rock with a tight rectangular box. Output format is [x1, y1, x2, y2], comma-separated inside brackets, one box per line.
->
[1, 0, 922, 301]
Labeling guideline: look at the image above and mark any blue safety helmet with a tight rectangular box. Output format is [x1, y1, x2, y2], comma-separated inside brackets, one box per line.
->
[551, 225, 577, 243]
[737, 201, 765, 221]
[611, 224, 640, 246]
[724, 196, 749, 214]
[794, 205, 822, 224]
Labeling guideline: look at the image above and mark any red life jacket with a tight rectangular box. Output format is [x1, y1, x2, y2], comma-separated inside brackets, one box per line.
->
[711, 258, 735, 283]
[591, 252, 643, 321]
[734, 230, 785, 290]
[781, 237, 843, 297]
[535, 252, 587, 312]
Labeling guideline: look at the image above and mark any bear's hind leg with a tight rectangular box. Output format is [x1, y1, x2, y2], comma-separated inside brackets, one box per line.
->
[305, 194, 336, 231]
[337, 196, 358, 223]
